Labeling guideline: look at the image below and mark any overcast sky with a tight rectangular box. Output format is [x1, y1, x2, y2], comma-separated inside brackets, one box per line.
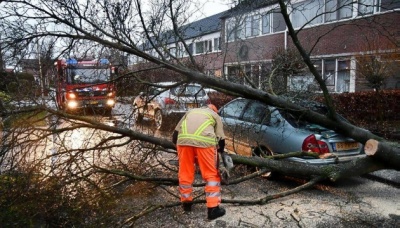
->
[193, 0, 233, 19]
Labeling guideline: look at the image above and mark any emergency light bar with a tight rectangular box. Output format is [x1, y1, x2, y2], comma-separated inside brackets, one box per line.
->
[65, 58, 109, 66]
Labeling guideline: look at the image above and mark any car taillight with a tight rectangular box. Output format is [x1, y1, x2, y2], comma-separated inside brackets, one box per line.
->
[302, 134, 329, 154]
[164, 97, 175, 104]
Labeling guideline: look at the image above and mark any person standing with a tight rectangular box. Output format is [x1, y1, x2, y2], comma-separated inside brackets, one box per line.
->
[172, 104, 226, 220]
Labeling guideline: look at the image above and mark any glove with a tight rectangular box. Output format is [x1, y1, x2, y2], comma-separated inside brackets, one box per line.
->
[218, 153, 230, 185]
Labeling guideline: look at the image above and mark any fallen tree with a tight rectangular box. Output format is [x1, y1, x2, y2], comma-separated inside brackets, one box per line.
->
[0, 0, 399, 226]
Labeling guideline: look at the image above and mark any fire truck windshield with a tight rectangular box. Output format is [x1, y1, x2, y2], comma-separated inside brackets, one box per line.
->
[67, 68, 110, 84]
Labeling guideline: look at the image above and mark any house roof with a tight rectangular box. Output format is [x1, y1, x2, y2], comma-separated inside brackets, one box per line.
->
[220, 0, 278, 19]
[181, 11, 226, 39]
[141, 11, 228, 50]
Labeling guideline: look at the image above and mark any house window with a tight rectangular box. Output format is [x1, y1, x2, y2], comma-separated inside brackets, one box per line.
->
[324, 59, 336, 86]
[252, 15, 260, 36]
[381, 0, 400, 11]
[206, 40, 212, 52]
[262, 13, 271, 34]
[194, 40, 212, 54]
[272, 11, 286, 32]
[227, 65, 244, 84]
[236, 19, 245, 39]
[336, 60, 350, 92]
[226, 21, 235, 42]
[292, 0, 324, 28]
[261, 11, 285, 34]
[245, 16, 252, 37]
[325, 0, 353, 22]
[245, 15, 261, 37]
[195, 42, 204, 54]
[358, 0, 375, 15]
[214, 37, 221, 51]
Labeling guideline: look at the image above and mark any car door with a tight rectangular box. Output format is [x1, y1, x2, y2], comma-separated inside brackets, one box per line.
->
[239, 101, 272, 156]
[219, 99, 250, 156]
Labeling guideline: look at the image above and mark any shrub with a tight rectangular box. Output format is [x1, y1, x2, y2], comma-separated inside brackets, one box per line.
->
[0, 168, 119, 227]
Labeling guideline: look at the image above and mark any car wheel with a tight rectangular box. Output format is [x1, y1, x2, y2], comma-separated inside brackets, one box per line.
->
[133, 105, 143, 123]
[154, 109, 164, 130]
[253, 146, 275, 179]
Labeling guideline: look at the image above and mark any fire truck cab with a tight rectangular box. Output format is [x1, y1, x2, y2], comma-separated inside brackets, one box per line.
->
[55, 58, 117, 115]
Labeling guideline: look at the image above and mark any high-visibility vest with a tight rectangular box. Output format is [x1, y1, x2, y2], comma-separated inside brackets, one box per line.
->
[177, 110, 217, 146]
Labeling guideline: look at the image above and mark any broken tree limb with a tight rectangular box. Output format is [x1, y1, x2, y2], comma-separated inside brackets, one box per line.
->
[364, 139, 400, 170]
[230, 154, 387, 181]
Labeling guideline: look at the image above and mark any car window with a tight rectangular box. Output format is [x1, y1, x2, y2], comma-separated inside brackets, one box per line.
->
[242, 101, 271, 125]
[220, 99, 248, 119]
[171, 85, 206, 97]
[279, 103, 347, 128]
[149, 87, 161, 96]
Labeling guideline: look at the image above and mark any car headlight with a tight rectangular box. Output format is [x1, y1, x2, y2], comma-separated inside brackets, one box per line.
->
[67, 101, 78, 109]
[106, 99, 115, 106]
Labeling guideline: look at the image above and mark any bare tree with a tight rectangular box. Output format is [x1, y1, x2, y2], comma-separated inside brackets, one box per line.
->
[0, 0, 399, 226]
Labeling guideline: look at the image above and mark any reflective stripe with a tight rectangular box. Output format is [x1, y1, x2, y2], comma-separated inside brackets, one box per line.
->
[206, 181, 220, 187]
[178, 110, 216, 145]
[182, 118, 188, 134]
[206, 192, 221, 197]
[193, 119, 214, 135]
[180, 184, 192, 189]
[178, 134, 217, 144]
[181, 193, 191, 199]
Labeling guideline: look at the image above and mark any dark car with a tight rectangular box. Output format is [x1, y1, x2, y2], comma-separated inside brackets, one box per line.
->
[219, 98, 365, 165]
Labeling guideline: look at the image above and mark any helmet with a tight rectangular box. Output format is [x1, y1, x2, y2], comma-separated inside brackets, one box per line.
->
[207, 104, 218, 113]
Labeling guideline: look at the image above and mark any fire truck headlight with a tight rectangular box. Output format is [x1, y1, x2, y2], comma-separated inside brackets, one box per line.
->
[106, 99, 115, 106]
[67, 101, 78, 109]
[67, 93, 77, 99]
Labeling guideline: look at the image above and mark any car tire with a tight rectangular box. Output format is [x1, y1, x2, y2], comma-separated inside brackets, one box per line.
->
[154, 109, 164, 130]
[253, 146, 276, 179]
[133, 105, 143, 123]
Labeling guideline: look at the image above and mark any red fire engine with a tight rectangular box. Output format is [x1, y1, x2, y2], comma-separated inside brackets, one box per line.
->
[55, 58, 117, 114]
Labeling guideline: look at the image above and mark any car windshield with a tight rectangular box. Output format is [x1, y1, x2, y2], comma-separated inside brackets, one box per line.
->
[171, 85, 206, 97]
[67, 68, 110, 84]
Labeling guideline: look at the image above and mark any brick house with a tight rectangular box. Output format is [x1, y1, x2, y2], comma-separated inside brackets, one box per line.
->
[221, 0, 400, 92]
[131, 0, 400, 92]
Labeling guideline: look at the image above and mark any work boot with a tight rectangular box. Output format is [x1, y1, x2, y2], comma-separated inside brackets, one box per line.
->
[182, 202, 193, 212]
[207, 206, 226, 220]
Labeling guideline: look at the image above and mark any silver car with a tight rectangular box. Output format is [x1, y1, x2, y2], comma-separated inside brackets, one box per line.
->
[219, 98, 364, 165]
[132, 82, 210, 130]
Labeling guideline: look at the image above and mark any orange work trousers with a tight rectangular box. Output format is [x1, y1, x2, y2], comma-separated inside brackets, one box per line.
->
[177, 145, 221, 208]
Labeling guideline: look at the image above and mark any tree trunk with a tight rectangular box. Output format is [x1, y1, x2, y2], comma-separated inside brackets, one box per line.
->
[364, 139, 400, 170]
[230, 154, 386, 181]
